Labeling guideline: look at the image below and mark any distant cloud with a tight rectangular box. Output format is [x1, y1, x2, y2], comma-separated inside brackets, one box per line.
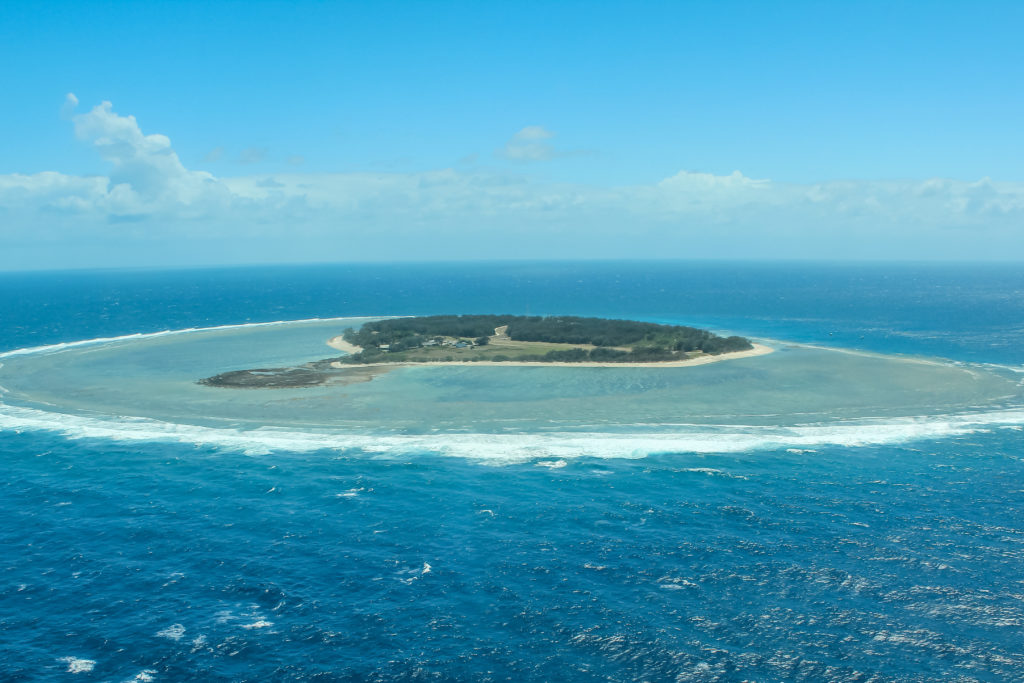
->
[60, 92, 78, 120]
[204, 146, 225, 162]
[514, 125, 554, 142]
[500, 126, 558, 161]
[286, 154, 305, 166]
[238, 147, 267, 164]
[2, 98, 1024, 267]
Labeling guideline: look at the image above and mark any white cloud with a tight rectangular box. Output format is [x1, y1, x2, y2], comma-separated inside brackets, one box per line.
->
[2, 98, 1024, 267]
[60, 92, 78, 120]
[69, 100, 225, 208]
[500, 125, 559, 161]
[514, 125, 555, 142]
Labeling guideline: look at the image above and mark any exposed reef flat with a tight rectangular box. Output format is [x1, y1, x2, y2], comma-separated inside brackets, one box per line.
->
[200, 361, 391, 389]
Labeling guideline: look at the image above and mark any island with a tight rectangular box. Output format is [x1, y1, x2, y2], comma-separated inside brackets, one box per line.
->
[200, 315, 773, 388]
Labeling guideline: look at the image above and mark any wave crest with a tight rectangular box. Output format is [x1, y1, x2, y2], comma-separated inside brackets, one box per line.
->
[1, 400, 1022, 464]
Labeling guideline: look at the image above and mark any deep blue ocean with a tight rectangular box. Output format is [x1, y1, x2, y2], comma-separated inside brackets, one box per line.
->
[2, 261, 1023, 681]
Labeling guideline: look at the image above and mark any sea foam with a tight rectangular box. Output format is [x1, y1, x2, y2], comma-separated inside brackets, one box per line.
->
[155, 623, 185, 641]
[59, 657, 96, 673]
[1, 399, 1022, 464]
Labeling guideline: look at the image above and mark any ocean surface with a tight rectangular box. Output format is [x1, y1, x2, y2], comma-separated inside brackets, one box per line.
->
[1, 261, 1023, 681]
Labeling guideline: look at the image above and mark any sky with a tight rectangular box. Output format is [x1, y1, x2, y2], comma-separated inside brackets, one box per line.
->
[1, 0, 1023, 270]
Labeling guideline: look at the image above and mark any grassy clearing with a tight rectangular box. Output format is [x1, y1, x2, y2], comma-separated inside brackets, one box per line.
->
[382, 339, 599, 362]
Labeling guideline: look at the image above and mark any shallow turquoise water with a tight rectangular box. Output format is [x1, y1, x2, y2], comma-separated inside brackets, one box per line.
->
[1, 318, 1021, 462]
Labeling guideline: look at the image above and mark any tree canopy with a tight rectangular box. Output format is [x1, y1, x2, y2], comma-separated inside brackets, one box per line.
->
[339, 315, 752, 364]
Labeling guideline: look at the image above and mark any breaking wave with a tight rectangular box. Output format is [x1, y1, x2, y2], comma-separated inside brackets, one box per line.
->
[0, 316, 372, 359]
[1, 400, 1022, 464]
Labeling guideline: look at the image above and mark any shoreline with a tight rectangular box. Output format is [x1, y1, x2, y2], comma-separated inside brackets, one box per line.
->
[327, 335, 363, 355]
[328, 342, 775, 370]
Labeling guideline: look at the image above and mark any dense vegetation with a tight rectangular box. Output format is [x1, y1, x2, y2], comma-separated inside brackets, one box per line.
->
[343, 315, 503, 352]
[505, 316, 749, 353]
[338, 315, 752, 364]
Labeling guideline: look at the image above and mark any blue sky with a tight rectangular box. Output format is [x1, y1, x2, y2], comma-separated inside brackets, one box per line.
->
[2, 1, 1023, 269]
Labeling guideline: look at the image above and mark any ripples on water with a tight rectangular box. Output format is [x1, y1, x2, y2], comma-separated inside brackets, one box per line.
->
[3, 431, 1023, 680]
[2, 263, 1024, 680]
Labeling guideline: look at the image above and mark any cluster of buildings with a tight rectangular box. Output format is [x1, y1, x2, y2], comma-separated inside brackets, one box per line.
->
[379, 337, 474, 352]
[421, 337, 472, 349]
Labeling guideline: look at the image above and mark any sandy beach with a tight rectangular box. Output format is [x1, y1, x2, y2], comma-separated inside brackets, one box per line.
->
[327, 335, 364, 355]
[328, 341, 774, 370]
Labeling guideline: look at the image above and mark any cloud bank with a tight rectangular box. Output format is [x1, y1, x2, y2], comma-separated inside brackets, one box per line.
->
[1, 97, 1022, 268]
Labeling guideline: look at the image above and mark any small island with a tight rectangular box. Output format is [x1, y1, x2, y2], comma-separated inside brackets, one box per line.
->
[335, 315, 754, 364]
[200, 315, 772, 388]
